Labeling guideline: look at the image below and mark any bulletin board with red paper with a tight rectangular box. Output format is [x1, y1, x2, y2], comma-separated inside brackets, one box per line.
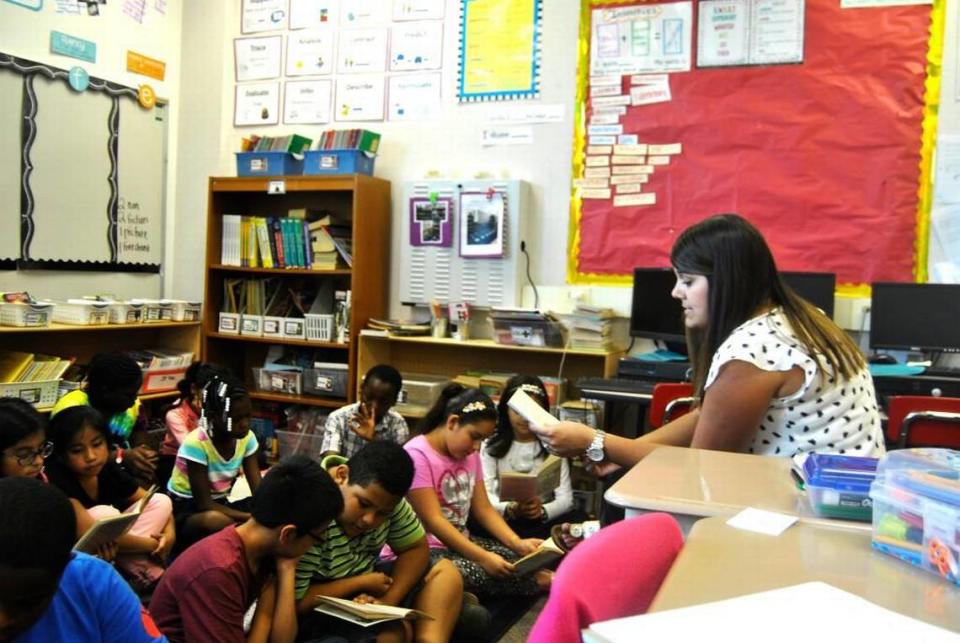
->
[568, 0, 945, 290]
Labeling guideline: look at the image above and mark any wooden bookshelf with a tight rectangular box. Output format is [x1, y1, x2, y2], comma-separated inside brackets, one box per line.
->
[202, 174, 390, 406]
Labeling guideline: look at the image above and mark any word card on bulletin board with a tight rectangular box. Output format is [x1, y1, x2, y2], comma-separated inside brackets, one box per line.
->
[0, 54, 165, 272]
[568, 0, 945, 290]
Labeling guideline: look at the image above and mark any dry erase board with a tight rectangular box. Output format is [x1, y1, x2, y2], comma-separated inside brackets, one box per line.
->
[0, 53, 165, 272]
[569, 0, 940, 287]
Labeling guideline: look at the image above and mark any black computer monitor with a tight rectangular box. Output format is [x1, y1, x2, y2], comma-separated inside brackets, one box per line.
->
[780, 272, 836, 318]
[630, 268, 686, 343]
[870, 282, 960, 353]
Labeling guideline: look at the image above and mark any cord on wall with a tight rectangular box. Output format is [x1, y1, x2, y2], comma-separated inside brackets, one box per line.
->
[520, 240, 540, 309]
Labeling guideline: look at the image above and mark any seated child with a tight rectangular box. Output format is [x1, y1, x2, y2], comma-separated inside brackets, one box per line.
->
[52, 352, 157, 482]
[322, 365, 409, 458]
[0, 398, 51, 480]
[157, 362, 227, 487]
[166, 374, 261, 545]
[150, 455, 343, 643]
[45, 406, 175, 592]
[0, 477, 165, 642]
[404, 385, 551, 599]
[295, 441, 463, 643]
[481, 375, 582, 539]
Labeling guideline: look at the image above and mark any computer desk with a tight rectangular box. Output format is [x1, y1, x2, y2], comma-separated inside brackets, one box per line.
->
[649, 516, 960, 633]
[604, 446, 872, 534]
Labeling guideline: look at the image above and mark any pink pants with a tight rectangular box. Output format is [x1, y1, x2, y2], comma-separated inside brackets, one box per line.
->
[88, 493, 173, 589]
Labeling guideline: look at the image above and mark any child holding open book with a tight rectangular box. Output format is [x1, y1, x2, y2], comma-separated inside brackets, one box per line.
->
[45, 405, 175, 592]
[404, 385, 552, 599]
[481, 375, 581, 539]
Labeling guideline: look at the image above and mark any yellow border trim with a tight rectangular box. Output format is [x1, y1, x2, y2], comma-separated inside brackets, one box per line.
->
[568, 0, 948, 290]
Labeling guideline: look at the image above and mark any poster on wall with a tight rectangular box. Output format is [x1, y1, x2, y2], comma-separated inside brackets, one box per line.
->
[590, 2, 693, 75]
[390, 20, 443, 71]
[393, 0, 445, 21]
[698, 0, 804, 67]
[289, 0, 337, 29]
[388, 72, 441, 121]
[457, 0, 542, 102]
[241, 0, 288, 33]
[234, 35, 282, 81]
[335, 75, 385, 121]
[234, 81, 280, 126]
[409, 197, 453, 247]
[283, 79, 332, 124]
[337, 28, 388, 73]
[341, 0, 390, 24]
[459, 191, 505, 258]
[286, 29, 335, 76]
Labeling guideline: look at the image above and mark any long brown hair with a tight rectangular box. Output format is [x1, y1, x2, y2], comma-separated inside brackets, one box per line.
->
[671, 214, 866, 399]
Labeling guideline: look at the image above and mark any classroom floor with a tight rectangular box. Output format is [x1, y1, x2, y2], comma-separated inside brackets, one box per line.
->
[496, 596, 546, 642]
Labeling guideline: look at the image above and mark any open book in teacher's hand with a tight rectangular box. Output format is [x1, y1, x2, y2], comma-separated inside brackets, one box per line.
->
[499, 454, 563, 502]
[513, 536, 565, 576]
[313, 596, 433, 628]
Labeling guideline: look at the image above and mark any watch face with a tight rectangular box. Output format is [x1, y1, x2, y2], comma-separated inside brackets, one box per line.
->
[586, 446, 604, 462]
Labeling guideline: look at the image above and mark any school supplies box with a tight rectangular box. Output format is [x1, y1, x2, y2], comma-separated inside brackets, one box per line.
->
[869, 448, 960, 585]
[803, 453, 879, 522]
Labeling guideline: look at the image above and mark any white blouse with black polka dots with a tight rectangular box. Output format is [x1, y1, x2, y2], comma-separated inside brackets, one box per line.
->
[704, 309, 886, 458]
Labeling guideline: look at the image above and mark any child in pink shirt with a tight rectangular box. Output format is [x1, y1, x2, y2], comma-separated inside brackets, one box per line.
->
[404, 385, 552, 598]
[158, 363, 225, 487]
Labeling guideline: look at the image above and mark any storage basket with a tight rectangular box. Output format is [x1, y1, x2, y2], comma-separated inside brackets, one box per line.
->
[0, 302, 54, 327]
[52, 300, 110, 326]
[0, 379, 60, 410]
[167, 300, 201, 322]
[305, 313, 334, 342]
[107, 302, 145, 324]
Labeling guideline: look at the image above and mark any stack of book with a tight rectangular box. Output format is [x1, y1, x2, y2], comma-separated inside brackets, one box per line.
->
[221, 209, 353, 270]
[0, 350, 74, 383]
[367, 319, 431, 336]
[240, 134, 312, 154]
[566, 305, 616, 350]
[315, 129, 380, 153]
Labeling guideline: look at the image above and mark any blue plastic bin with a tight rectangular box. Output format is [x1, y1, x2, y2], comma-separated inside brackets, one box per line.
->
[803, 453, 879, 521]
[235, 152, 303, 177]
[303, 150, 375, 176]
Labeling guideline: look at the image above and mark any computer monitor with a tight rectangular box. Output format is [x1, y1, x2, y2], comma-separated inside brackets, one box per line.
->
[870, 282, 960, 353]
[630, 268, 686, 343]
[780, 272, 836, 318]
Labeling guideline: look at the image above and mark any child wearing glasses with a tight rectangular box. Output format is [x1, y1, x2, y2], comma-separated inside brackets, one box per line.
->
[0, 398, 51, 480]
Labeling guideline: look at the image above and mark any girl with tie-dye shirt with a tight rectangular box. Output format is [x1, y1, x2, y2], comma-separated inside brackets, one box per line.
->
[404, 385, 552, 598]
[167, 374, 261, 545]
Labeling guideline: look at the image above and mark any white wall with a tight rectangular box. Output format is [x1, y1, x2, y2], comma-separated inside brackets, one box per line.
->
[0, 0, 182, 300]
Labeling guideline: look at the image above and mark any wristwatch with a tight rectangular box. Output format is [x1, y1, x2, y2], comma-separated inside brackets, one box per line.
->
[585, 429, 606, 462]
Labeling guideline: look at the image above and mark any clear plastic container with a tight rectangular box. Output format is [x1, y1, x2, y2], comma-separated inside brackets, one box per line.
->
[803, 453, 878, 521]
[869, 448, 960, 585]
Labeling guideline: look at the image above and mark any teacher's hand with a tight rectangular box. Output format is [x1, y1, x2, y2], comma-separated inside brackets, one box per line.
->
[529, 421, 596, 457]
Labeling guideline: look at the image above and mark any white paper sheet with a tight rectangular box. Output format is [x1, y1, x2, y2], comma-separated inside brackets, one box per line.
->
[697, 0, 804, 67]
[283, 79, 332, 124]
[480, 126, 534, 146]
[389, 20, 443, 71]
[234, 35, 282, 82]
[726, 507, 798, 535]
[235, 81, 280, 126]
[587, 582, 957, 642]
[337, 28, 388, 73]
[388, 72, 441, 121]
[289, 0, 338, 29]
[935, 134, 960, 204]
[750, 0, 804, 64]
[341, 0, 390, 24]
[697, 0, 750, 67]
[335, 75, 385, 121]
[393, 0, 445, 21]
[590, 2, 693, 75]
[241, 0, 288, 33]
[286, 28, 336, 76]
[483, 104, 565, 125]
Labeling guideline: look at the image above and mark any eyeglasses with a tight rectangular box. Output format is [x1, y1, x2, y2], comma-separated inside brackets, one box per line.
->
[2, 441, 53, 467]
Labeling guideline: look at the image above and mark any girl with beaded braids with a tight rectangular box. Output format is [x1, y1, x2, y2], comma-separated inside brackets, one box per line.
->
[404, 384, 552, 599]
[166, 373, 262, 544]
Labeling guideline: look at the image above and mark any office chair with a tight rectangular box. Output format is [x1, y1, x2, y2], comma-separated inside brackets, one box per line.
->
[649, 382, 695, 428]
[527, 513, 684, 643]
[885, 395, 960, 449]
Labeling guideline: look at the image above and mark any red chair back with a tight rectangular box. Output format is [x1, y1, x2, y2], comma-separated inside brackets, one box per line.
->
[649, 382, 694, 428]
[885, 395, 960, 449]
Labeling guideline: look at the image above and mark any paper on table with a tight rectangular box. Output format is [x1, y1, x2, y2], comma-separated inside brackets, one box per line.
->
[726, 507, 797, 536]
[587, 582, 957, 642]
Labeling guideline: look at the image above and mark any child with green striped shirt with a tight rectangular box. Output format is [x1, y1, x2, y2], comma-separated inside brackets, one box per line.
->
[294, 441, 463, 643]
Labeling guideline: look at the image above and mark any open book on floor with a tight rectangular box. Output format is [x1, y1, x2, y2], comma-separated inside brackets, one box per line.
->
[73, 484, 159, 555]
[313, 596, 433, 628]
[513, 536, 565, 576]
[499, 454, 563, 502]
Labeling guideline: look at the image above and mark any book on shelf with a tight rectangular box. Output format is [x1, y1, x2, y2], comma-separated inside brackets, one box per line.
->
[499, 454, 563, 503]
[315, 129, 381, 154]
[221, 215, 242, 266]
[0, 350, 35, 382]
[367, 319, 431, 335]
[513, 536, 565, 575]
[313, 596, 431, 628]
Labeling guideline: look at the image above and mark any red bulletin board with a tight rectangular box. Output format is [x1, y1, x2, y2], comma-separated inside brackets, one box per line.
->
[569, 0, 944, 288]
